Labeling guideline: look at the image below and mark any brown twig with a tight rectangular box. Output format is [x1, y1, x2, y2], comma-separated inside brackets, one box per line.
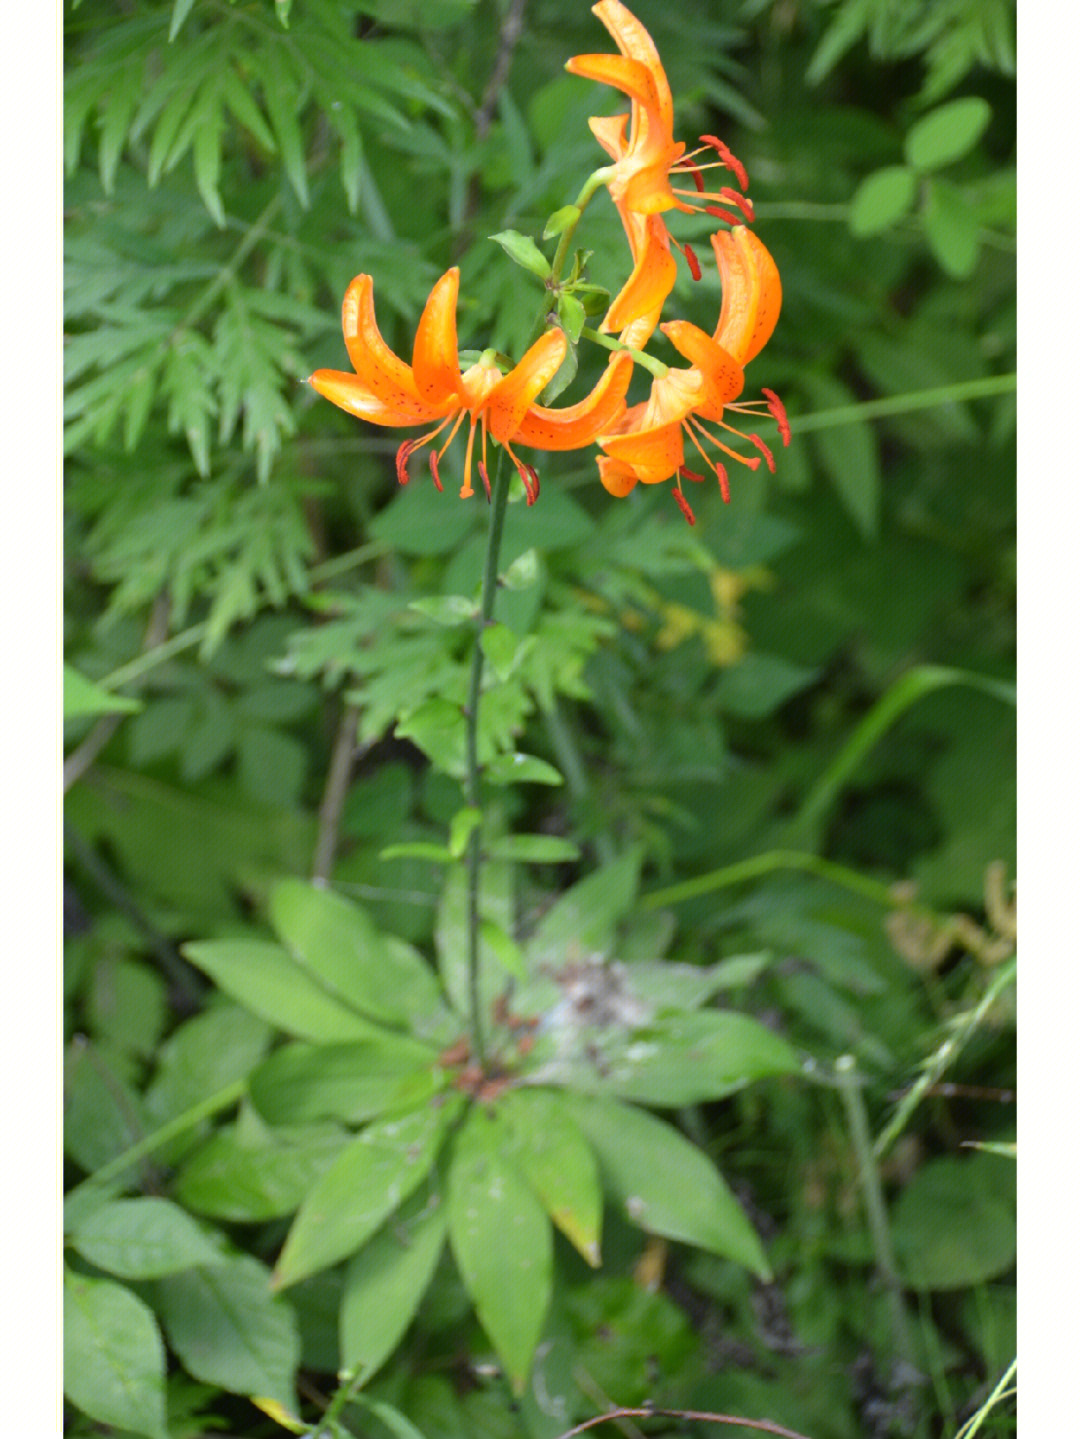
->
[312, 703, 364, 884]
[475, 0, 529, 138]
[551, 1408, 815, 1439]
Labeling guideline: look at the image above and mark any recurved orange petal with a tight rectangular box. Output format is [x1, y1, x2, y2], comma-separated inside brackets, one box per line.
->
[483, 328, 568, 442]
[660, 320, 745, 416]
[712, 227, 782, 367]
[307, 369, 439, 426]
[412, 268, 465, 407]
[340, 275, 430, 414]
[514, 350, 634, 450]
[599, 413, 685, 484]
[603, 211, 677, 338]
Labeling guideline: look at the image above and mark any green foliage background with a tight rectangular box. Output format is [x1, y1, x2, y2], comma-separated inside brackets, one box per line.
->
[64, 0, 1016, 1435]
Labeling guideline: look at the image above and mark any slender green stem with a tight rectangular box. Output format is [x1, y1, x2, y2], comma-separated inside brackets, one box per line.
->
[953, 1357, 1016, 1439]
[787, 374, 1015, 435]
[836, 1054, 917, 1368]
[641, 846, 935, 916]
[462, 453, 512, 1065]
[580, 325, 669, 378]
[787, 663, 1015, 846]
[64, 1078, 247, 1216]
[875, 955, 1017, 1161]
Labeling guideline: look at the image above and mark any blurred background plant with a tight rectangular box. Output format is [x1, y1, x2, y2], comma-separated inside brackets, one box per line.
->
[63, 0, 1015, 1435]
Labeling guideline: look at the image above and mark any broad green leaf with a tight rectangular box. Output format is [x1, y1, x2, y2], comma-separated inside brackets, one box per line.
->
[923, 177, 981, 278]
[713, 653, 820, 720]
[64, 1040, 148, 1175]
[368, 490, 477, 555]
[64, 1270, 168, 1439]
[274, 1097, 462, 1288]
[562, 1094, 770, 1278]
[248, 1038, 444, 1126]
[478, 917, 527, 980]
[803, 373, 881, 538]
[449, 805, 482, 858]
[587, 1011, 798, 1106]
[480, 622, 522, 680]
[409, 595, 478, 626]
[87, 956, 167, 1059]
[395, 697, 467, 778]
[501, 1089, 602, 1266]
[181, 939, 383, 1043]
[269, 880, 447, 1029]
[64, 664, 141, 720]
[145, 1004, 272, 1127]
[849, 165, 916, 236]
[557, 291, 586, 343]
[484, 752, 563, 786]
[156, 1254, 300, 1412]
[528, 846, 644, 961]
[69, 1197, 225, 1278]
[340, 1192, 448, 1382]
[501, 548, 541, 591]
[447, 1106, 553, 1393]
[175, 1127, 351, 1222]
[488, 230, 551, 280]
[904, 98, 992, 173]
[543, 204, 581, 239]
[892, 1154, 1016, 1289]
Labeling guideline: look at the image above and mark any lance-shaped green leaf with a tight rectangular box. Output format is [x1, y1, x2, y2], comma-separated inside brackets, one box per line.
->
[340, 1191, 448, 1383]
[274, 1096, 461, 1289]
[589, 1011, 798, 1107]
[488, 229, 552, 280]
[447, 1106, 553, 1394]
[562, 1093, 770, 1279]
[68, 1196, 226, 1278]
[269, 880, 447, 1029]
[156, 1254, 299, 1413]
[182, 939, 383, 1043]
[175, 1126, 351, 1222]
[64, 664, 142, 720]
[527, 846, 643, 962]
[64, 1270, 168, 1439]
[248, 1037, 445, 1126]
[500, 1089, 602, 1266]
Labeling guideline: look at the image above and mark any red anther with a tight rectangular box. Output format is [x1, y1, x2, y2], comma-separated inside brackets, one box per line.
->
[518, 461, 540, 505]
[762, 388, 791, 446]
[428, 449, 444, 491]
[717, 187, 755, 223]
[700, 134, 749, 192]
[678, 464, 705, 483]
[715, 463, 730, 503]
[681, 241, 702, 281]
[395, 440, 415, 486]
[684, 158, 706, 194]
[748, 432, 776, 472]
[478, 461, 492, 502]
[671, 488, 696, 525]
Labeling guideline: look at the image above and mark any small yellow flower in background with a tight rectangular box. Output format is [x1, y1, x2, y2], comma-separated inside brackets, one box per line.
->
[596, 227, 789, 521]
[309, 268, 633, 503]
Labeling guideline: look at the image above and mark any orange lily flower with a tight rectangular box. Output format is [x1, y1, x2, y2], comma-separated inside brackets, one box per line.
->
[567, 1, 755, 260]
[595, 227, 790, 522]
[309, 268, 631, 503]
